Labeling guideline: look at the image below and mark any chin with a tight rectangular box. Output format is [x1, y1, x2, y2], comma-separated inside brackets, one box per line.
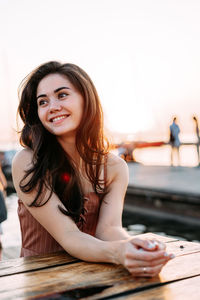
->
[56, 130, 77, 139]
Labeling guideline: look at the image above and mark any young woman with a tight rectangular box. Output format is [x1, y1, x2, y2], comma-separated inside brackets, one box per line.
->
[12, 61, 174, 277]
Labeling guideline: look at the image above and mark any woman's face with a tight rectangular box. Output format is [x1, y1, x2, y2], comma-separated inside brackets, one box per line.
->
[36, 73, 84, 140]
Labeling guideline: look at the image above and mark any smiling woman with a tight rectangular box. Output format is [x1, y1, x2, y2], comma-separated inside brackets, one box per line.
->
[12, 61, 174, 277]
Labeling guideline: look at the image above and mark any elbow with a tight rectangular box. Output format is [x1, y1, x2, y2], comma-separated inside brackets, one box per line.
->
[95, 225, 108, 240]
[95, 225, 117, 241]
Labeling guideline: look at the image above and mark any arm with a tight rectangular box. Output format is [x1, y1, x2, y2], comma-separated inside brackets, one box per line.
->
[12, 150, 174, 277]
[96, 154, 130, 241]
[96, 154, 175, 275]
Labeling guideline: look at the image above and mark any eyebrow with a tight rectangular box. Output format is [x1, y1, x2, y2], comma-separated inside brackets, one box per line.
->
[36, 86, 70, 100]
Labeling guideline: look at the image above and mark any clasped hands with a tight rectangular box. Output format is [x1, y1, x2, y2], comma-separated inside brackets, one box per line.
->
[120, 237, 175, 277]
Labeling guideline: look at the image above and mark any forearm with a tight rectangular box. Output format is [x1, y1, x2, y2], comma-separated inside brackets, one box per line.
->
[59, 230, 174, 278]
[96, 225, 131, 241]
[59, 230, 122, 264]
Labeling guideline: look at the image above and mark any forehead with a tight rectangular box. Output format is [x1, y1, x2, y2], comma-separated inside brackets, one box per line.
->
[36, 73, 72, 95]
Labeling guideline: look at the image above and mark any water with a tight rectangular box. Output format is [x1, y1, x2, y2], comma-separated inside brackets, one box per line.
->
[122, 210, 200, 242]
[115, 143, 199, 167]
[133, 145, 199, 167]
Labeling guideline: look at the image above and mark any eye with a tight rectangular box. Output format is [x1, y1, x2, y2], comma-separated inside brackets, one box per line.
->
[38, 99, 48, 106]
[58, 92, 68, 99]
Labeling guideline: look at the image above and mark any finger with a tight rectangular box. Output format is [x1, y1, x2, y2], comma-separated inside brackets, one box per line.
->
[130, 238, 166, 252]
[128, 264, 164, 277]
[152, 239, 166, 251]
[126, 256, 171, 269]
[126, 248, 168, 261]
[130, 238, 158, 251]
[146, 239, 166, 251]
[149, 256, 171, 267]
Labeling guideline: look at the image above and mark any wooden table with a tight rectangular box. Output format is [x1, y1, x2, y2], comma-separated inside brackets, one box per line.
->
[0, 233, 200, 300]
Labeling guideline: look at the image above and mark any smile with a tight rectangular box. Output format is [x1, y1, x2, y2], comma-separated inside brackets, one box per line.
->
[50, 115, 69, 122]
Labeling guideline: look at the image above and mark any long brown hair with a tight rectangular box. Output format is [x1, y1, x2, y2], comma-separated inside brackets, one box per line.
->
[18, 61, 109, 222]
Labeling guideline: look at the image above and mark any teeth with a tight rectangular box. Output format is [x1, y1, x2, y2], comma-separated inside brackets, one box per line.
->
[52, 116, 66, 122]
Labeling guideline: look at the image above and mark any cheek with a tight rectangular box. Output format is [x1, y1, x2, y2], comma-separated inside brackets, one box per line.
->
[37, 109, 42, 121]
[37, 109, 45, 124]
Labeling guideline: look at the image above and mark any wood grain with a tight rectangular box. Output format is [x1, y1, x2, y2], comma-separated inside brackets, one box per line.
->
[0, 262, 130, 300]
[0, 233, 199, 300]
[0, 251, 77, 277]
[83, 248, 200, 299]
[0, 251, 200, 300]
[166, 240, 200, 256]
[122, 275, 200, 300]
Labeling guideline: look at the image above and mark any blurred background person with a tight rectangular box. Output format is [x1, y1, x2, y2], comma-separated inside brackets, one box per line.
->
[193, 116, 200, 166]
[169, 117, 181, 166]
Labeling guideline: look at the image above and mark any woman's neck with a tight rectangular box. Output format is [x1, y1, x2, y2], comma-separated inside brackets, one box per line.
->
[56, 136, 95, 194]
[56, 135, 80, 166]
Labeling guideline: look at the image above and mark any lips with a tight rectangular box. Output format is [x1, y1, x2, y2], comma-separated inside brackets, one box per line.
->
[49, 114, 70, 122]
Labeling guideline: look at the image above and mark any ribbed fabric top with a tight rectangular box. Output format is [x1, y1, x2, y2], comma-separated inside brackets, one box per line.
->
[18, 192, 101, 257]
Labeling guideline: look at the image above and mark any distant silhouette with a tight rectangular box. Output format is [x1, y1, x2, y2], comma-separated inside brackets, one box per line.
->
[193, 116, 200, 166]
[169, 117, 180, 166]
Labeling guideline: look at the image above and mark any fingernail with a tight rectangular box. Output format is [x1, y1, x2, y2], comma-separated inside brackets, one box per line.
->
[164, 252, 169, 257]
[147, 242, 156, 249]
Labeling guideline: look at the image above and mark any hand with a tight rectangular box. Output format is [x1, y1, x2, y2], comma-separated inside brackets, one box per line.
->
[119, 237, 175, 277]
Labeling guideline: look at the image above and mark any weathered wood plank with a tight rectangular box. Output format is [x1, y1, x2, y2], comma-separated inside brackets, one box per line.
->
[122, 275, 200, 300]
[82, 250, 200, 300]
[0, 262, 130, 300]
[0, 251, 77, 277]
[1, 251, 200, 300]
[166, 240, 200, 256]
[0, 233, 198, 299]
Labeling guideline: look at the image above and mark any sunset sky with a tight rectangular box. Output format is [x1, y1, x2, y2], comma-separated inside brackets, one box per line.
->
[1, 0, 200, 148]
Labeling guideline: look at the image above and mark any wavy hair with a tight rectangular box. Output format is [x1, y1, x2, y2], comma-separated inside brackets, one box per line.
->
[18, 61, 109, 223]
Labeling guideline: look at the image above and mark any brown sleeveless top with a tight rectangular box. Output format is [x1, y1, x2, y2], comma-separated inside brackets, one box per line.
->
[18, 192, 102, 257]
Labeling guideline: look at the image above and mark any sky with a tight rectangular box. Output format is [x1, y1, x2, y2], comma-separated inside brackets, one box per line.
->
[1, 0, 200, 148]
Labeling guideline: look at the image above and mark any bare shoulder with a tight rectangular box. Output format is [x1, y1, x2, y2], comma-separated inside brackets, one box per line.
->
[12, 149, 37, 205]
[12, 148, 33, 170]
[12, 148, 34, 185]
[107, 152, 128, 169]
[106, 152, 129, 182]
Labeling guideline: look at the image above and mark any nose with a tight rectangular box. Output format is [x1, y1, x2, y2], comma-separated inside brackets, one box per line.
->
[49, 98, 62, 113]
